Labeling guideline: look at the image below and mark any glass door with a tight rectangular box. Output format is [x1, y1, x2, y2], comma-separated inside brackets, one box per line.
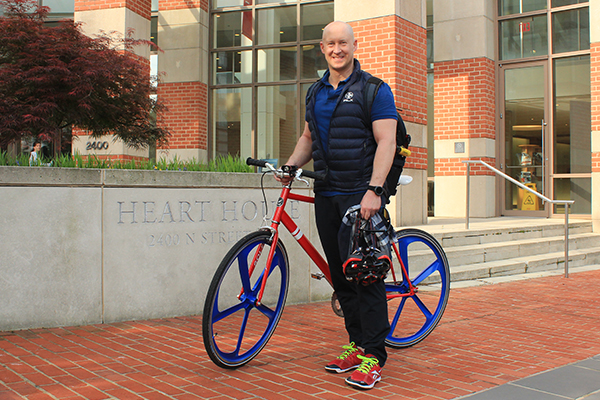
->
[501, 62, 548, 216]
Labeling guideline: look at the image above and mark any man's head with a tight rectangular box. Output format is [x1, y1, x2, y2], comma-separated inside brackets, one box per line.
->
[320, 21, 357, 76]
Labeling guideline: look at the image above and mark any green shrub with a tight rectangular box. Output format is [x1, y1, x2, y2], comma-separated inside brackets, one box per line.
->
[0, 151, 253, 173]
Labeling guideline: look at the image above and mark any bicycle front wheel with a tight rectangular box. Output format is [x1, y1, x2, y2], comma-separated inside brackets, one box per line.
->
[202, 230, 290, 368]
[385, 228, 450, 348]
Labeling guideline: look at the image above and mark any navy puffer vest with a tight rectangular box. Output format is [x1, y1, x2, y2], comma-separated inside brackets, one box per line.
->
[306, 60, 375, 193]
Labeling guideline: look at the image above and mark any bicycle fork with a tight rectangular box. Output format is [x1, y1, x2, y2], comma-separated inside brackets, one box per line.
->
[386, 239, 417, 299]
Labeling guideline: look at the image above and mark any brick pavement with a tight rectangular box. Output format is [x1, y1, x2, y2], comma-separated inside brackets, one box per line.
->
[1, 269, 600, 399]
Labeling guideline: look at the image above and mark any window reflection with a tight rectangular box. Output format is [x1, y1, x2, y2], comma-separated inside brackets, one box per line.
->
[554, 178, 591, 214]
[500, 15, 548, 60]
[301, 44, 327, 80]
[212, 88, 253, 158]
[553, 56, 590, 174]
[257, 85, 297, 163]
[211, 1, 333, 160]
[552, 0, 586, 7]
[213, 50, 252, 84]
[499, 0, 546, 16]
[552, 8, 589, 54]
[42, 0, 74, 13]
[301, 2, 333, 40]
[214, 12, 252, 48]
[257, 47, 297, 82]
[257, 6, 297, 45]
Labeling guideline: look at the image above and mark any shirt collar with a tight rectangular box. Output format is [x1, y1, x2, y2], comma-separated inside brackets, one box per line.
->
[321, 66, 356, 88]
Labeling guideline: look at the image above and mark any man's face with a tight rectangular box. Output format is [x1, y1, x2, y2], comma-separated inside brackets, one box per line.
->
[320, 23, 357, 74]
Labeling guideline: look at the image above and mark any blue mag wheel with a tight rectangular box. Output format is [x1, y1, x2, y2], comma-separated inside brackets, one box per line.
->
[202, 230, 289, 368]
[385, 228, 450, 348]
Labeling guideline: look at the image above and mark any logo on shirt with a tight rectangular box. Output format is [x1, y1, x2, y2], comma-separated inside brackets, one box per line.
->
[343, 92, 354, 102]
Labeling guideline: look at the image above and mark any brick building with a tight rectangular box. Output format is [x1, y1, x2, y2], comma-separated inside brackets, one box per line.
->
[39, 0, 598, 228]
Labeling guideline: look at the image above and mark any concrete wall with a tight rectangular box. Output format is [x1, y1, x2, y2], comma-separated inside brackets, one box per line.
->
[0, 167, 331, 331]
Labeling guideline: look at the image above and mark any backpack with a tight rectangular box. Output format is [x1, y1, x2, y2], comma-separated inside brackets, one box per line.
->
[363, 76, 411, 197]
[306, 76, 411, 197]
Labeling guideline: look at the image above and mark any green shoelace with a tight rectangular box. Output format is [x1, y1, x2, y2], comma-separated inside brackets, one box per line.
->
[355, 354, 379, 373]
[337, 342, 359, 360]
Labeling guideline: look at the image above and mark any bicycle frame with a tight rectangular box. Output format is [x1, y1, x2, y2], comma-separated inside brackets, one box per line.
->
[250, 183, 417, 305]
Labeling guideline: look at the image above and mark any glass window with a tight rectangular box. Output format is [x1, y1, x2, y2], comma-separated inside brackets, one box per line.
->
[213, 0, 246, 8]
[257, 47, 296, 82]
[257, 85, 297, 163]
[426, 0, 433, 27]
[151, 16, 158, 47]
[213, 50, 252, 84]
[427, 29, 434, 69]
[301, 2, 333, 41]
[499, 0, 546, 16]
[500, 15, 548, 60]
[553, 56, 590, 174]
[301, 44, 327, 80]
[210, 1, 333, 160]
[212, 87, 253, 158]
[214, 11, 253, 48]
[552, 0, 587, 7]
[257, 6, 297, 45]
[552, 8, 589, 54]
[152, 0, 158, 12]
[42, 0, 74, 13]
[257, 0, 294, 4]
[554, 178, 591, 214]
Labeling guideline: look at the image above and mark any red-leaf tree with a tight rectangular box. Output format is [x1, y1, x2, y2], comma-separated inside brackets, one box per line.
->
[0, 0, 170, 150]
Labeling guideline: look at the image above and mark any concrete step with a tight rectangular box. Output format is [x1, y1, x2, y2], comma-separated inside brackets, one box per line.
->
[419, 246, 600, 285]
[443, 232, 600, 267]
[429, 221, 593, 249]
[449, 246, 600, 282]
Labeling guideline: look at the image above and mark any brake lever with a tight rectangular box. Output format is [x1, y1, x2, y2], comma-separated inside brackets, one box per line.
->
[295, 169, 309, 186]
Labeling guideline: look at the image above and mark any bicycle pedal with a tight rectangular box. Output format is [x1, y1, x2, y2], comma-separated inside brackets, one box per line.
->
[311, 273, 325, 280]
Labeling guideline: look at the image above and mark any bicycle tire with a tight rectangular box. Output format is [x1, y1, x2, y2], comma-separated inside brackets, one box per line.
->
[202, 230, 290, 368]
[385, 228, 450, 348]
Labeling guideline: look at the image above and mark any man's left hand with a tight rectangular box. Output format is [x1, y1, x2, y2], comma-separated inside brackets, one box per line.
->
[360, 190, 382, 220]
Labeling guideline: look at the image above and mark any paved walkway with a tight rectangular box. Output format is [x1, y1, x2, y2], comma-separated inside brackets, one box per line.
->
[2, 268, 600, 399]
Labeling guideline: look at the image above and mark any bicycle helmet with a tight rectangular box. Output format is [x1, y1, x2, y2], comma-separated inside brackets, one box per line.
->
[343, 217, 391, 286]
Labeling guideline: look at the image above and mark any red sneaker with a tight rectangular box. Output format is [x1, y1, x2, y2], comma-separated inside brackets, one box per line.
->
[345, 354, 382, 389]
[324, 342, 364, 373]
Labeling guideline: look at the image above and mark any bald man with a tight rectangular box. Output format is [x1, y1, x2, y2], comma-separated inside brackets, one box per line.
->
[281, 21, 398, 390]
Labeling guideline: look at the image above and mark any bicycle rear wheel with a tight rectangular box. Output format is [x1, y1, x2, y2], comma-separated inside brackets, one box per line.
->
[385, 228, 450, 348]
[202, 230, 289, 368]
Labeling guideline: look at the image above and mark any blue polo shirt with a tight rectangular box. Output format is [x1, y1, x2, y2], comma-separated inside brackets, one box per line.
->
[310, 70, 397, 154]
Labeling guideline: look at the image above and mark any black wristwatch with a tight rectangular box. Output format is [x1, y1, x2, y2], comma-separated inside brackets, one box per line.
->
[367, 185, 385, 196]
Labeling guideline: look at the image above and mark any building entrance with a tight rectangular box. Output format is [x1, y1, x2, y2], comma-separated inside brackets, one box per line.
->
[500, 62, 548, 216]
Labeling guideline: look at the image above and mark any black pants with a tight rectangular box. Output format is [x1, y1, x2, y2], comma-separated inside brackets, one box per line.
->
[314, 193, 390, 366]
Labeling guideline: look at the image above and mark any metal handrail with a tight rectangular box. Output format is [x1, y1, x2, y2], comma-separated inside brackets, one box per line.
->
[463, 160, 574, 278]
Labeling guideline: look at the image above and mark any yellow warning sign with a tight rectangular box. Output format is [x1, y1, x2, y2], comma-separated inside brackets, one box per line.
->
[520, 183, 539, 211]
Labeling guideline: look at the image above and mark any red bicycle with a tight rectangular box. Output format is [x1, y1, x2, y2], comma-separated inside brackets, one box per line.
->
[202, 158, 450, 368]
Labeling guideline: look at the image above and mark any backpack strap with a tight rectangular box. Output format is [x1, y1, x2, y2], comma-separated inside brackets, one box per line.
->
[364, 76, 383, 126]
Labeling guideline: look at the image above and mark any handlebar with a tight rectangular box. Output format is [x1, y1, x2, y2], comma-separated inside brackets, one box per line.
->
[246, 157, 325, 181]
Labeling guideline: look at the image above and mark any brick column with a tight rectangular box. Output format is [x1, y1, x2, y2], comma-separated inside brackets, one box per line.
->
[73, 0, 152, 162]
[156, 0, 209, 162]
[433, 0, 496, 218]
[340, 0, 428, 226]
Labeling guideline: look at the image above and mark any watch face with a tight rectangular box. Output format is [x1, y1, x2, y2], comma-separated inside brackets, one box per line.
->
[369, 186, 383, 196]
